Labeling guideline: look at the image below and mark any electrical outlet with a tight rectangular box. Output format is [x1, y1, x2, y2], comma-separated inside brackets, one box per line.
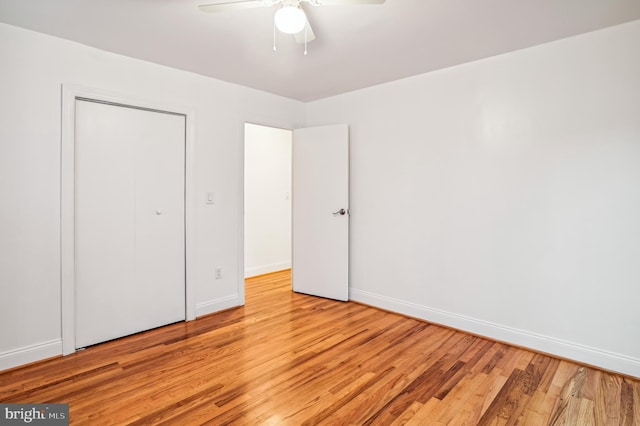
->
[215, 267, 222, 279]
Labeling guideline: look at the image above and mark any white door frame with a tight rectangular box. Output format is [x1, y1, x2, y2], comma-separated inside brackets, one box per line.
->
[61, 84, 196, 355]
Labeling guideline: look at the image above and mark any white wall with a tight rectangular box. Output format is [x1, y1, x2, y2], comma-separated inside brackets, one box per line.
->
[2, 19, 639, 378]
[305, 20, 640, 377]
[0, 23, 304, 370]
[244, 123, 292, 277]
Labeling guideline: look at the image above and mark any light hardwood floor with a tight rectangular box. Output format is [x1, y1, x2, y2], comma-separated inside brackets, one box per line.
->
[1, 270, 638, 425]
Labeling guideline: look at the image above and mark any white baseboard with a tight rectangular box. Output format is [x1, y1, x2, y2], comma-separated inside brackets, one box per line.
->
[245, 261, 291, 278]
[196, 294, 243, 317]
[350, 288, 640, 378]
[0, 294, 242, 371]
[0, 339, 62, 372]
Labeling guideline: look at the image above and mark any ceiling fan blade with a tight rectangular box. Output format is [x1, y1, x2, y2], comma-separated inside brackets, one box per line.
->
[294, 19, 315, 44]
[305, 0, 385, 5]
[197, 0, 276, 13]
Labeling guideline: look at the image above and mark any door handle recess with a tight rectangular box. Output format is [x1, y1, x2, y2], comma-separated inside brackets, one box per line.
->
[332, 208, 347, 216]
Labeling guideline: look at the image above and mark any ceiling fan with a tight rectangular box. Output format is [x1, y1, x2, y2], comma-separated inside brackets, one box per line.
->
[197, 0, 386, 53]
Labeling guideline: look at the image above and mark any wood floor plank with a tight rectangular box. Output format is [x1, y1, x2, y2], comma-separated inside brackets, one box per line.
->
[633, 380, 640, 426]
[596, 371, 623, 425]
[1, 269, 638, 425]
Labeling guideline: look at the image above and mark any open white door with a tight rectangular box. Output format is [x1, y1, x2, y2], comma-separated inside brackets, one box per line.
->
[292, 124, 349, 301]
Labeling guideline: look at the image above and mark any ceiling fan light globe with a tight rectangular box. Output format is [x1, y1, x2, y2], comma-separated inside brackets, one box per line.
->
[275, 6, 307, 34]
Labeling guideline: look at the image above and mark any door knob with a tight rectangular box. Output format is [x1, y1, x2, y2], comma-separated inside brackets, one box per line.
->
[332, 208, 347, 216]
[156, 209, 163, 215]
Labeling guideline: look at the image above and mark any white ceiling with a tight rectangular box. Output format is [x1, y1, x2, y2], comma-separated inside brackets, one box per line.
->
[1, 0, 639, 101]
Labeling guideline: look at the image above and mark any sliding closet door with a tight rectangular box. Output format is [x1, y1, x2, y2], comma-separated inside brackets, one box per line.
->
[75, 99, 185, 348]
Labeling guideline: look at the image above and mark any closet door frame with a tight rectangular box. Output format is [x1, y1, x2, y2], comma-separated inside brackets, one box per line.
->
[61, 84, 196, 355]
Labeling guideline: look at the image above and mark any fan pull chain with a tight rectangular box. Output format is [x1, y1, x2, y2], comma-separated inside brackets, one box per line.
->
[273, 19, 277, 52]
[304, 25, 308, 56]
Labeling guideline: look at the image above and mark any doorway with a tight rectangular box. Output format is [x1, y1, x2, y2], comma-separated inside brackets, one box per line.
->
[244, 123, 293, 278]
[243, 122, 350, 301]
